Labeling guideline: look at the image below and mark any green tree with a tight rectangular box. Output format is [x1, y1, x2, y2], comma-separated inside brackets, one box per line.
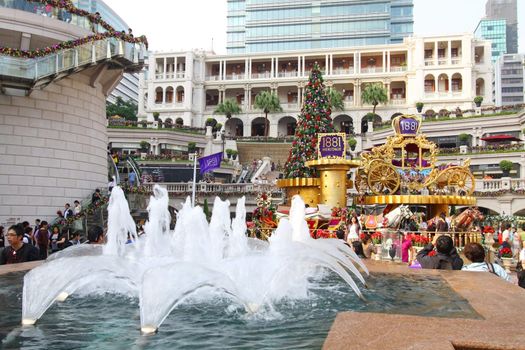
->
[283, 63, 335, 179]
[361, 83, 388, 115]
[254, 90, 282, 138]
[214, 98, 242, 119]
[106, 96, 138, 121]
[327, 87, 344, 111]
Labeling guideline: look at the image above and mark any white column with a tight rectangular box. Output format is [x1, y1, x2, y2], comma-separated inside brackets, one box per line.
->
[174, 57, 177, 76]
[382, 51, 386, 73]
[245, 58, 249, 79]
[330, 54, 333, 75]
[163, 57, 167, 79]
[357, 52, 361, 74]
[434, 42, 438, 66]
[448, 76, 452, 96]
[325, 54, 329, 75]
[275, 57, 279, 77]
[271, 57, 274, 78]
[353, 52, 358, 73]
[219, 60, 223, 80]
[448, 40, 452, 65]
[387, 51, 391, 73]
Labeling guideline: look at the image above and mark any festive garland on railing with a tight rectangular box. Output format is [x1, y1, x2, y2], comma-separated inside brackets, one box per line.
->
[0, 0, 148, 58]
[54, 195, 109, 227]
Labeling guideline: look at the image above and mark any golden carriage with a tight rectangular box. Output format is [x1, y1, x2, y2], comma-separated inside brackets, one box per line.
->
[356, 115, 475, 196]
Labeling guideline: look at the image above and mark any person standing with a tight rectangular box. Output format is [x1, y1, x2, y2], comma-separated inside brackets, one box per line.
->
[63, 203, 73, 220]
[0, 225, 39, 265]
[346, 216, 360, 243]
[0, 226, 4, 248]
[518, 242, 525, 289]
[128, 170, 137, 187]
[35, 221, 50, 260]
[512, 227, 522, 259]
[73, 200, 81, 215]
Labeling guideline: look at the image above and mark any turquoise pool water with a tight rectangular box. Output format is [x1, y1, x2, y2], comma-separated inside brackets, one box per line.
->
[0, 271, 479, 349]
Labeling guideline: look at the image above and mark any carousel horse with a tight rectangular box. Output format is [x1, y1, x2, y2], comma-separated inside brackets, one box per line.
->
[381, 205, 413, 229]
[452, 208, 484, 232]
[426, 217, 438, 231]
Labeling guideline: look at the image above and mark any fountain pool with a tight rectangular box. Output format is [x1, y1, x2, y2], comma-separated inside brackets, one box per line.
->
[1, 271, 479, 349]
[0, 186, 480, 348]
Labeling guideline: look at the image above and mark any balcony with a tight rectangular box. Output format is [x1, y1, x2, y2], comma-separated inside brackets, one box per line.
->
[390, 98, 406, 105]
[451, 57, 461, 65]
[277, 71, 298, 78]
[332, 67, 354, 75]
[361, 67, 381, 74]
[438, 59, 447, 66]
[251, 72, 271, 79]
[206, 75, 220, 81]
[390, 66, 407, 72]
[424, 59, 434, 66]
[225, 73, 246, 80]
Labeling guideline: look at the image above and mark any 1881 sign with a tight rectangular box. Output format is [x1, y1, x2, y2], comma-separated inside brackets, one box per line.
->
[318, 133, 346, 159]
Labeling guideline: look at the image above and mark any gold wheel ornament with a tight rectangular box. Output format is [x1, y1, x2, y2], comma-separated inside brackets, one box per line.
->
[355, 169, 369, 193]
[367, 160, 400, 195]
[447, 169, 475, 195]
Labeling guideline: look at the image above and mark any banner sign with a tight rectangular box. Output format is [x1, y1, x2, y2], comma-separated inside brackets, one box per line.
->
[318, 133, 346, 159]
[199, 152, 222, 174]
[398, 117, 419, 135]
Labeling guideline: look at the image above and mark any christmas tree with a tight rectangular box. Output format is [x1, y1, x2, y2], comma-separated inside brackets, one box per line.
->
[283, 63, 335, 178]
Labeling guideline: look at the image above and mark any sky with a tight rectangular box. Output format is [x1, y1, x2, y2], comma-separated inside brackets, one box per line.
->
[104, 0, 525, 54]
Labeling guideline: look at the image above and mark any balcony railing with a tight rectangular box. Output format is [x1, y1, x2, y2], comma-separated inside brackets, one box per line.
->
[390, 66, 407, 72]
[251, 72, 271, 79]
[225, 73, 246, 80]
[277, 71, 298, 78]
[332, 67, 354, 75]
[390, 98, 406, 105]
[141, 182, 283, 196]
[361, 67, 380, 73]
[424, 59, 434, 66]
[0, 38, 144, 84]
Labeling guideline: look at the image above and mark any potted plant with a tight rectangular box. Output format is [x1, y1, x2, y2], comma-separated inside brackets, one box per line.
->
[139, 141, 149, 152]
[225, 149, 233, 159]
[365, 112, 376, 122]
[348, 137, 357, 151]
[474, 96, 483, 107]
[187, 142, 196, 154]
[458, 133, 470, 146]
[499, 160, 513, 177]
[416, 102, 424, 113]
[152, 112, 160, 121]
[499, 246, 513, 272]
[231, 150, 238, 160]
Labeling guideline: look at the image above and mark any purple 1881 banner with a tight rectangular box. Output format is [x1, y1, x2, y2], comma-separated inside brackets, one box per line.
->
[318, 133, 346, 159]
[199, 152, 222, 174]
[398, 117, 419, 135]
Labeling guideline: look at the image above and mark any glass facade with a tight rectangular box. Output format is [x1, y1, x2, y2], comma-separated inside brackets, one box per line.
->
[227, 0, 413, 53]
[475, 19, 507, 61]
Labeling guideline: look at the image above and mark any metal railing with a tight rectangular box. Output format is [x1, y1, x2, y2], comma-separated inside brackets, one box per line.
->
[140, 182, 282, 195]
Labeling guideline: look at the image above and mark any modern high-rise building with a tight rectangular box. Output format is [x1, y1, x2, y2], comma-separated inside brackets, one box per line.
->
[494, 53, 524, 106]
[226, 0, 414, 54]
[475, 19, 507, 62]
[485, 0, 517, 54]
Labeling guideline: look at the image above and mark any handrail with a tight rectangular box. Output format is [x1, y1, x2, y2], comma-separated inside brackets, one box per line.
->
[126, 156, 142, 185]
[108, 153, 120, 184]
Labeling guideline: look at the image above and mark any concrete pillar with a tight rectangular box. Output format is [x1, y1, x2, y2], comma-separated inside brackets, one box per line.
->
[20, 33, 31, 51]
[163, 57, 166, 79]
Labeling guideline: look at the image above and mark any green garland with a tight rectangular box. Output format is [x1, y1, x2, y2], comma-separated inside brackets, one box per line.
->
[0, 0, 148, 58]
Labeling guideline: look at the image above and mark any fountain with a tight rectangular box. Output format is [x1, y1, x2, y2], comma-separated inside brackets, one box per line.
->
[21, 185, 368, 334]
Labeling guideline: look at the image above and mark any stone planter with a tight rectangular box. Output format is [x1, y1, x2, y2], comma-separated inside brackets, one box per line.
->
[373, 244, 383, 260]
[501, 257, 513, 273]
[276, 177, 320, 207]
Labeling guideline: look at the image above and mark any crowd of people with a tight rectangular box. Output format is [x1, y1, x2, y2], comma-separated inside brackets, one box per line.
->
[344, 219, 525, 289]
[0, 222, 106, 265]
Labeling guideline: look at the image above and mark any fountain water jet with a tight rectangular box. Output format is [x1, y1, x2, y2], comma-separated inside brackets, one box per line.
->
[22, 185, 368, 333]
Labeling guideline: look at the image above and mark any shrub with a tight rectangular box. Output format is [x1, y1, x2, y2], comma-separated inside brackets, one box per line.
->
[499, 160, 513, 172]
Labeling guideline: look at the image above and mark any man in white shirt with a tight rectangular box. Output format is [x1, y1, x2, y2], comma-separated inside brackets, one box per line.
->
[462, 242, 510, 282]
[501, 223, 511, 243]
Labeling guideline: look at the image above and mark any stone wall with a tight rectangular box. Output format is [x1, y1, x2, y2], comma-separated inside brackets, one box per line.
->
[0, 73, 108, 224]
[236, 142, 291, 166]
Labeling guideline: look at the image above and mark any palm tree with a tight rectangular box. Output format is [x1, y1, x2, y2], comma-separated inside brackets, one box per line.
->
[327, 87, 344, 111]
[214, 98, 242, 119]
[254, 91, 282, 138]
[361, 83, 388, 115]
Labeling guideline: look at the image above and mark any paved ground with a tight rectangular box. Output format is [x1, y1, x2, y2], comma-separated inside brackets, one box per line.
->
[324, 260, 525, 350]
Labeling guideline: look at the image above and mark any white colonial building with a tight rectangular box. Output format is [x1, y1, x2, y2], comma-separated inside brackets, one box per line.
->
[139, 34, 492, 137]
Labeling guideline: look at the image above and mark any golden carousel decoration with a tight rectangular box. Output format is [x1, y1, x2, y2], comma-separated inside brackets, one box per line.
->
[356, 115, 476, 217]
